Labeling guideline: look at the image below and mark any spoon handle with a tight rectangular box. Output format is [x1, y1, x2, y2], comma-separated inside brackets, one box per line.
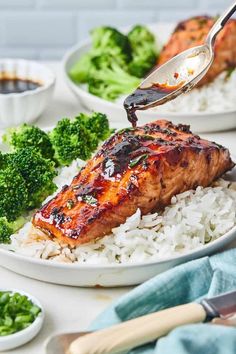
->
[206, 0, 236, 47]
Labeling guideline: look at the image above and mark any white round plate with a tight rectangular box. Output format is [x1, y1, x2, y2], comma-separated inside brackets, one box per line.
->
[62, 23, 236, 133]
[0, 165, 235, 287]
[0, 129, 235, 287]
[0, 288, 44, 351]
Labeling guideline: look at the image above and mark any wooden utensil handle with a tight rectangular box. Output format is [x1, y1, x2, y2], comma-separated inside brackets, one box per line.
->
[69, 303, 206, 354]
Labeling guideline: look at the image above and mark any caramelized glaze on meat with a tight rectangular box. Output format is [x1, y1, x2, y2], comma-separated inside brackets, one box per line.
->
[158, 16, 236, 86]
[32, 120, 234, 246]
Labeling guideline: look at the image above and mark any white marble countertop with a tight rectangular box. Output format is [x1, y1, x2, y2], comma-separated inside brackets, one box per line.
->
[0, 62, 236, 354]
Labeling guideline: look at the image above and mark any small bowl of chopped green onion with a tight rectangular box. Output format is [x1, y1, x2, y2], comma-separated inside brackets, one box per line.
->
[0, 289, 44, 351]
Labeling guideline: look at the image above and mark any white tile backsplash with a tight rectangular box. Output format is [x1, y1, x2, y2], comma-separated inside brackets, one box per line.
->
[77, 10, 157, 40]
[118, 0, 198, 9]
[0, 0, 35, 8]
[3, 12, 77, 46]
[0, 0, 226, 59]
[39, 0, 117, 10]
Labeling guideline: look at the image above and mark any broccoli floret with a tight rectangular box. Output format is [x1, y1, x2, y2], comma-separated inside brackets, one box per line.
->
[69, 24, 157, 99]
[69, 26, 132, 85]
[91, 26, 132, 63]
[50, 118, 96, 166]
[0, 152, 5, 169]
[0, 217, 13, 244]
[0, 166, 28, 221]
[0, 216, 26, 244]
[128, 25, 157, 78]
[88, 56, 140, 101]
[128, 52, 156, 78]
[2, 124, 54, 160]
[6, 148, 57, 209]
[69, 53, 94, 84]
[76, 112, 111, 141]
[128, 25, 156, 48]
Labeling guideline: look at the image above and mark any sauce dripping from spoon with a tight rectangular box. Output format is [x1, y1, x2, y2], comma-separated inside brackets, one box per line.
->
[124, 81, 185, 127]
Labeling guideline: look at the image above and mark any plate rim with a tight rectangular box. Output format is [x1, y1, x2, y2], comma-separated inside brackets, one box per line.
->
[0, 209, 235, 271]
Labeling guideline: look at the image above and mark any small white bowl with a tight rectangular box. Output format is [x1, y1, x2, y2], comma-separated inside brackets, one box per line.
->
[0, 288, 44, 351]
[0, 59, 55, 128]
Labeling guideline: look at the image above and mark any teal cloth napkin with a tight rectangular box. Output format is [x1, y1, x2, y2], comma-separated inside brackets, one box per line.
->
[91, 248, 236, 354]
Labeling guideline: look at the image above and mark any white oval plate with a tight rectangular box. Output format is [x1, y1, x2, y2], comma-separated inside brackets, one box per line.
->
[0, 167, 235, 287]
[62, 23, 236, 133]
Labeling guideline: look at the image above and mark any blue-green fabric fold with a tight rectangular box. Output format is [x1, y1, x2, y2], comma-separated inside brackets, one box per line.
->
[91, 248, 236, 353]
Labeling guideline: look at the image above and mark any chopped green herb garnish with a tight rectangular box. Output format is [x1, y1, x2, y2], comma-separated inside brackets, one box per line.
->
[129, 154, 148, 168]
[82, 195, 97, 205]
[117, 127, 135, 135]
[66, 199, 74, 209]
[0, 291, 41, 336]
[141, 135, 155, 141]
[198, 18, 208, 27]
[225, 67, 235, 80]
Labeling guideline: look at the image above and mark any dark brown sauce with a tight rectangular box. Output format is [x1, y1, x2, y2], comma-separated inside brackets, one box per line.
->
[0, 78, 41, 94]
[124, 81, 184, 127]
[102, 136, 141, 178]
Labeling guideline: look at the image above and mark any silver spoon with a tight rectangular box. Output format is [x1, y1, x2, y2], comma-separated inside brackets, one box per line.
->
[124, 0, 236, 125]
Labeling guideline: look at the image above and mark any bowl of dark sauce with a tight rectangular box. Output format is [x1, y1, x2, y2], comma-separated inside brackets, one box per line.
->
[0, 59, 55, 128]
[0, 77, 42, 95]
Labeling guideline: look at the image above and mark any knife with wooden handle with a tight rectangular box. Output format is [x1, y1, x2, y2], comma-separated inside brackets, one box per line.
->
[68, 290, 236, 354]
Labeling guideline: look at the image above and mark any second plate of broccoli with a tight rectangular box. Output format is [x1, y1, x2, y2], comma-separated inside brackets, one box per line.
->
[68, 25, 159, 102]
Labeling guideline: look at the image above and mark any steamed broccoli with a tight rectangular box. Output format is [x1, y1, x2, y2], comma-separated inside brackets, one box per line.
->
[0, 151, 5, 169]
[0, 216, 26, 244]
[88, 54, 140, 101]
[128, 25, 156, 49]
[76, 112, 112, 141]
[0, 217, 13, 243]
[128, 25, 157, 78]
[69, 24, 157, 101]
[69, 53, 94, 84]
[2, 124, 54, 160]
[6, 148, 57, 209]
[69, 27, 132, 85]
[91, 26, 132, 63]
[0, 146, 57, 235]
[49, 118, 97, 166]
[0, 166, 28, 221]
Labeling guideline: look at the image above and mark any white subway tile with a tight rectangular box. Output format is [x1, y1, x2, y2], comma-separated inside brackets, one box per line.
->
[157, 10, 202, 22]
[77, 10, 157, 40]
[0, 47, 38, 59]
[39, 48, 66, 59]
[2, 12, 77, 46]
[118, 0, 198, 9]
[0, 0, 35, 8]
[39, 0, 117, 10]
[205, 0, 232, 9]
[0, 1, 230, 60]
[0, 19, 5, 45]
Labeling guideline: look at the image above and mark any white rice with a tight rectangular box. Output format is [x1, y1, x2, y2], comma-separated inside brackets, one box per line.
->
[3, 160, 236, 265]
[116, 69, 236, 114]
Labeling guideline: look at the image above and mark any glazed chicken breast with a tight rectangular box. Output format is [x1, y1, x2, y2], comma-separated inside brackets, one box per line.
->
[158, 16, 236, 86]
[32, 120, 234, 246]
